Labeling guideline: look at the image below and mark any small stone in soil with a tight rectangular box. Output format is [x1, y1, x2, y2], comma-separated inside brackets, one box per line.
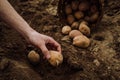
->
[93, 59, 100, 67]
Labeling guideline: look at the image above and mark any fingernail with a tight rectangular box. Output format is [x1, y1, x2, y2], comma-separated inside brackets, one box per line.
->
[46, 55, 50, 59]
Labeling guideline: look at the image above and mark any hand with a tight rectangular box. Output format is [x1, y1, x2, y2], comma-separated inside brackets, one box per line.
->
[26, 31, 61, 59]
[0, 0, 60, 59]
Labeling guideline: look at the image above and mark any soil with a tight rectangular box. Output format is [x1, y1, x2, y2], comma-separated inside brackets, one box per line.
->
[0, 0, 120, 80]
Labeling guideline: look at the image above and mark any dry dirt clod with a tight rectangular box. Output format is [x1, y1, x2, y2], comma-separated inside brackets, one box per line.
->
[27, 50, 40, 64]
[93, 59, 100, 67]
[62, 26, 71, 35]
[73, 35, 90, 48]
[48, 50, 63, 67]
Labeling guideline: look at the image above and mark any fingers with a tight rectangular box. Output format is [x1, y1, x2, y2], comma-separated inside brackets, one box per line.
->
[49, 38, 61, 53]
[39, 44, 50, 59]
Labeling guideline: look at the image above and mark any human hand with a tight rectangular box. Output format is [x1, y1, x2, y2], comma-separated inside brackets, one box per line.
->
[0, 0, 61, 59]
[26, 31, 61, 59]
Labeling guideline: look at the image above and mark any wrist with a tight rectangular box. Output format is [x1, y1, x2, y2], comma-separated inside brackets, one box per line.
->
[25, 29, 44, 43]
[23, 28, 37, 41]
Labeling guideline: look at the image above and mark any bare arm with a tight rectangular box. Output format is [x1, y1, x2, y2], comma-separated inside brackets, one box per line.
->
[0, 0, 34, 39]
[0, 0, 61, 59]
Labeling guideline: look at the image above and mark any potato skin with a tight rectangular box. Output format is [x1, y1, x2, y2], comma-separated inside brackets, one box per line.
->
[71, 22, 79, 29]
[79, 21, 90, 36]
[84, 16, 90, 22]
[73, 35, 90, 48]
[65, 5, 72, 14]
[28, 50, 40, 64]
[62, 26, 71, 34]
[48, 50, 63, 67]
[69, 30, 82, 38]
[71, 1, 79, 10]
[90, 5, 98, 13]
[67, 15, 75, 25]
[79, 2, 89, 11]
[74, 11, 84, 20]
[89, 12, 99, 22]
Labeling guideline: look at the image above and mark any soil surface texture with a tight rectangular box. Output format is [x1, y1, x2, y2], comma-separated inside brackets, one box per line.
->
[0, 0, 120, 80]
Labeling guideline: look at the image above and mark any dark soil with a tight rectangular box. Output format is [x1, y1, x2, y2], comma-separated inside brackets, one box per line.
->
[0, 0, 120, 80]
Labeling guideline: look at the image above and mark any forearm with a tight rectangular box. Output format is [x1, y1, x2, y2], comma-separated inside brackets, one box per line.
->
[0, 0, 35, 39]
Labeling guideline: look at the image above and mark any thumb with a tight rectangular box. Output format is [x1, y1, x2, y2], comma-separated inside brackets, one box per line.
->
[40, 44, 50, 59]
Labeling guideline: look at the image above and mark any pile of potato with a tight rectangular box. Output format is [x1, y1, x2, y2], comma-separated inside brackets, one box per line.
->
[61, 0, 101, 48]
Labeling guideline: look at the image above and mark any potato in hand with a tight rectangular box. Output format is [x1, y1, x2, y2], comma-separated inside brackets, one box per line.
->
[48, 50, 63, 67]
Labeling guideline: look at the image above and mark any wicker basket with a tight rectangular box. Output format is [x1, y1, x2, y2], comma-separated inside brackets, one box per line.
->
[58, 0, 103, 27]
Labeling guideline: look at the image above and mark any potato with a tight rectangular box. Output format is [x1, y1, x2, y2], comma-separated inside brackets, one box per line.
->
[69, 30, 83, 38]
[90, 5, 98, 13]
[28, 50, 40, 64]
[62, 25, 71, 34]
[90, 12, 99, 22]
[71, 22, 79, 29]
[74, 11, 84, 19]
[79, 2, 89, 11]
[48, 50, 63, 67]
[71, 1, 79, 10]
[65, 4, 72, 14]
[67, 15, 75, 25]
[80, 21, 88, 25]
[79, 21, 90, 36]
[73, 35, 90, 48]
[84, 16, 90, 22]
